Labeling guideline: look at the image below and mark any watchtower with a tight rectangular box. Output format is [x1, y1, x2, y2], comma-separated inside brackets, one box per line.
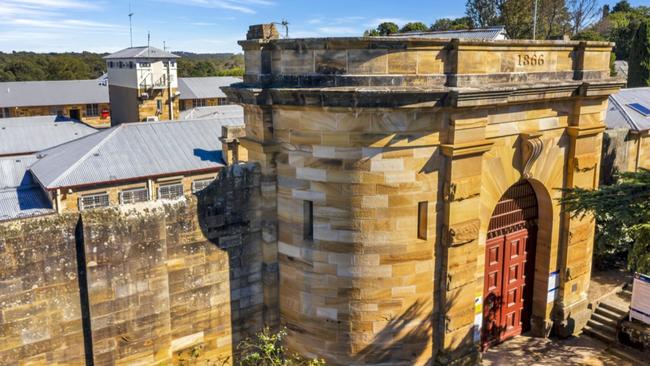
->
[104, 46, 180, 125]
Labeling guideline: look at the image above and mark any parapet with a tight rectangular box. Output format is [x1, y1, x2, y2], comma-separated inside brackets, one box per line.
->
[227, 35, 622, 108]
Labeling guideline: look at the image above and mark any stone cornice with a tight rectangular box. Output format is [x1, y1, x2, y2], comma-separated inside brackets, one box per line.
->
[224, 80, 623, 109]
[566, 125, 607, 138]
[440, 140, 494, 158]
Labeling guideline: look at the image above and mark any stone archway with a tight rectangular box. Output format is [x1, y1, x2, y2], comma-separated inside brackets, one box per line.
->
[482, 180, 538, 349]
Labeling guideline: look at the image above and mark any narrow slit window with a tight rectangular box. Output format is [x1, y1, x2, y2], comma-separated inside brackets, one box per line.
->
[418, 201, 428, 240]
[304, 200, 313, 240]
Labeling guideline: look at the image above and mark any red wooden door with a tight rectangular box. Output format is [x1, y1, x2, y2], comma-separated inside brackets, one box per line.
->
[482, 229, 529, 348]
[482, 180, 537, 349]
[500, 230, 528, 340]
[482, 235, 505, 348]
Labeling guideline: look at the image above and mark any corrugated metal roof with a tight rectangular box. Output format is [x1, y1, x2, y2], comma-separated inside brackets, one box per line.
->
[0, 79, 109, 108]
[179, 105, 243, 120]
[607, 87, 650, 131]
[0, 115, 97, 156]
[389, 26, 508, 40]
[0, 155, 38, 189]
[0, 154, 52, 221]
[104, 46, 179, 59]
[0, 187, 53, 221]
[30, 116, 244, 189]
[178, 77, 242, 100]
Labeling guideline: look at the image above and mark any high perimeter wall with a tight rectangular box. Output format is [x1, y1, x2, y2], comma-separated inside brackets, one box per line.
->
[0, 164, 274, 365]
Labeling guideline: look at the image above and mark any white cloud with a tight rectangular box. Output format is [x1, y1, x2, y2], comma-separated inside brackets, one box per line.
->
[157, 0, 274, 14]
[316, 26, 359, 35]
[13, 0, 99, 9]
[7, 19, 121, 30]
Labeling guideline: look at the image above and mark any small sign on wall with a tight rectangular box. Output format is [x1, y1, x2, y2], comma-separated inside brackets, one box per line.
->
[473, 292, 483, 342]
[630, 272, 650, 325]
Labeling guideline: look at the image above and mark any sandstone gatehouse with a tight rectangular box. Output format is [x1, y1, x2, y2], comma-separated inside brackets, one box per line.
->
[0, 24, 622, 365]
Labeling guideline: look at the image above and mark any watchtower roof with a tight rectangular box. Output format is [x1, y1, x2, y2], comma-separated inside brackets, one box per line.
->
[104, 46, 179, 60]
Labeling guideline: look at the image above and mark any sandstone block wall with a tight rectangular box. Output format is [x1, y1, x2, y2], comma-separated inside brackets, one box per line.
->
[0, 164, 270, 365]
[0, 215, 85, 365]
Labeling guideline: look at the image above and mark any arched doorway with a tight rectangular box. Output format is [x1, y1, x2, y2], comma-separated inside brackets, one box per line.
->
[482, 180, 538, 349]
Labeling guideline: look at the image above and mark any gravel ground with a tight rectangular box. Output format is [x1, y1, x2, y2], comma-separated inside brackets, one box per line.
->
[482, 334, 642, 366]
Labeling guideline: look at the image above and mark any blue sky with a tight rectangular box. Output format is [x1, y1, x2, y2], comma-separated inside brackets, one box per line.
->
[1, 0, 649, 54]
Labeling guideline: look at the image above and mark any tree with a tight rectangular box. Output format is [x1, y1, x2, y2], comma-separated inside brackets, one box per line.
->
[377, 22, 399, 35]
[561, 169, 650, 273]
[537, 0, 571, 39]
[430, 17, 474, 31]
[612, 0, 632, 14]
[568, 0, 600, 35]
[238, 327, 325, 366]
[466, 0, 501, 27]
[628, 21, 650, 87]
[400, 22, 429, 33]
[500, 0, 534, 39]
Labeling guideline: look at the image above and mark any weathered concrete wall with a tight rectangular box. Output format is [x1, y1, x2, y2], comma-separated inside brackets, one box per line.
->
[0, 164, 271, 365]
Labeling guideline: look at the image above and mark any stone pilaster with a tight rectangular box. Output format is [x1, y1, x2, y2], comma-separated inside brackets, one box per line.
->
[435, 111, 492, 365]
[553, 98, 607, 337]
[240, 104, 280, 329]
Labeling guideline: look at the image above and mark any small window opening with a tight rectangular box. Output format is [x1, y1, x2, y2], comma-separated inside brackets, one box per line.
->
[304, 200, 313, 240]
[418, 201, 428, 240]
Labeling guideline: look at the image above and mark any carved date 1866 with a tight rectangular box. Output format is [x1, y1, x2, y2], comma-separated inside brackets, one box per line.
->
[518, 54, 545, 66]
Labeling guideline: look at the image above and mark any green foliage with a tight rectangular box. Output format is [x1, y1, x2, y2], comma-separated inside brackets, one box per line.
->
[613, 0, 632, 14]
[0, 52, 103, 81]
[364, 22, 398, 36]
[238, 327, 325, 366]
[628, 21, 650, 87]
[561, 169, 650, 273]
[466, 0, 500, 27]
[573, 29, 607, 41]
[399, 22, 429, 33]
[430, 17, 474, 31]
[377, 22, 399, 36]
[0, 51, 244, 81]
[176, 53, 244, 77]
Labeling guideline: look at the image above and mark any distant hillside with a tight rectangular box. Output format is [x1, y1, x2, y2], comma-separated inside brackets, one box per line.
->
[0, 51, 244, 82]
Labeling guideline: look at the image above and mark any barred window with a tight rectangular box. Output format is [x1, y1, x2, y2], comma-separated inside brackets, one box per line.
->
[86, 104, 99, 117]
[192, 178, 214, 193]
[158, 183, 184, 200]
[139, 62, 151, 68]
[79, 192, 109, 210]
[0, 108, 10, 118]
[119, 187, 148, 204]
[192, 99, 206, 108]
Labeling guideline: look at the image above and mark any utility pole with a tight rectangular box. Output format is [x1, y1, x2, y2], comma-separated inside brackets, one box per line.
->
[533, 0, 539, 40]
[128, 2, 134, 47]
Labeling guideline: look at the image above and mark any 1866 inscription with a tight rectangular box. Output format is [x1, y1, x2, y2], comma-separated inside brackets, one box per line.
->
[518, 54, 545, 66]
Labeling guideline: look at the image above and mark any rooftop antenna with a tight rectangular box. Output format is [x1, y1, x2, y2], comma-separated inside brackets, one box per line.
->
[273, 19, 289, 38]
[533, 0, 538, 40]
[128, 2, 134, 47]
[147, 31, 150, 56]
[163, 41, 166, 51]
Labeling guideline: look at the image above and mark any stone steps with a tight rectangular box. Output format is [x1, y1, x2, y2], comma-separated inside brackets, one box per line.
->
[584, 300, 627, 343]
